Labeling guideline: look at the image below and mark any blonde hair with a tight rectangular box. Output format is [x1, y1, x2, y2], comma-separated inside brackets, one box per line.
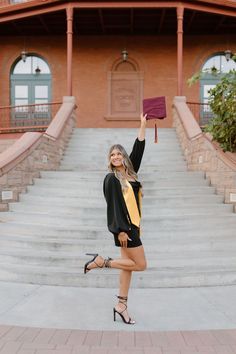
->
[108, 144, 137, 190]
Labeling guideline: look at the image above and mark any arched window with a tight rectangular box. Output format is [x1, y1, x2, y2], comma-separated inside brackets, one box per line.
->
[202, 54, 236, 74]
[10, 55, 51, 125]
[200, 53, 236, 124]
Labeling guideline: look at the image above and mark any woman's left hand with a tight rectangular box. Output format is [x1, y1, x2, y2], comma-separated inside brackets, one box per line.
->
[118, 232, 132, 248]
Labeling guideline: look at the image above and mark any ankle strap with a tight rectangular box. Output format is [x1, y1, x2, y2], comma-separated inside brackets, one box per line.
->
[104, 257, 113, 268]
[117, 295, 128, 301]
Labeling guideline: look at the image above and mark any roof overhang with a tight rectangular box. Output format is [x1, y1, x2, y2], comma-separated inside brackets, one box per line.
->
[0, 0, 235, 35]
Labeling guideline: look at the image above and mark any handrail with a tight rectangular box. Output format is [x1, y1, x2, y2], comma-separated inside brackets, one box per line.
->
[186, 101, 213, 126]
[0, 101, 62, 133]
[0, 101, 61, 110]
[174, 96, 236, 169]
[173, 97, 202, 140]
[45, 97, 76, 140]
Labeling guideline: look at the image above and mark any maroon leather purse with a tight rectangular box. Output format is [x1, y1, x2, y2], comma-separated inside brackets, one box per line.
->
[143, 96, 167, 143]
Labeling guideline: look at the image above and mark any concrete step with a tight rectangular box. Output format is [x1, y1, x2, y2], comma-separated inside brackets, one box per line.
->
[63, 150, 184, 158]
[9, 202, 233, 216]
[59, 164, 188, 173]
[60, 156, 187, 164]
[0, 221, 235, 240]
[0, 235, 236, 253]
[0, 127, 235, 288]
[18, 193, 224, 208]
[70, 128, 177, 138]
[40, 170, 206, 180]
[1, 211, 236, 228]
[68, 143, 180, 151]
[32, 176, 209, 187]
[24, 184, 217, 198]
[0, 247, 235, 268]
[59, 164, 188, 172]
[65, 147, 184, 155]
[0, 262, 236, 288]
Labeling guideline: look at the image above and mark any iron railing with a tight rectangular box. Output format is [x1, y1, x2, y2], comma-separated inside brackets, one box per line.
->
[0, 102, 62, 133]
[186, 101, 214, 126]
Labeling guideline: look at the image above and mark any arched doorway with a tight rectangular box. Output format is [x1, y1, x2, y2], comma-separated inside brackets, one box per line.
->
[200, 53, 236, 124]
[10, 55, 51, 125]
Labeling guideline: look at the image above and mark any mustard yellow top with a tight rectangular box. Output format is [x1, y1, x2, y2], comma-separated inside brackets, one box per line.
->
[122, 180, 142, 228]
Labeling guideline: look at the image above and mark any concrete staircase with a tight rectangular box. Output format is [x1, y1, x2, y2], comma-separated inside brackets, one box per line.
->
[0, 128, 236, 288]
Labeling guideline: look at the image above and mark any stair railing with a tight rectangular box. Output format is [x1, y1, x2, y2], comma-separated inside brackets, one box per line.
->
[0, 102, 62, 133]
[0, 96, 76, 211]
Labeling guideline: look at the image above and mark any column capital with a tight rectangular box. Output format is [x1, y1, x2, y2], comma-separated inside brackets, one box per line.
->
[66, 5, 74, 20]
[177, 6, 184, 19]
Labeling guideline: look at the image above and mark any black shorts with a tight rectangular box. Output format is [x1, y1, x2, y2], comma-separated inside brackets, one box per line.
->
[113, 224, 142, 248]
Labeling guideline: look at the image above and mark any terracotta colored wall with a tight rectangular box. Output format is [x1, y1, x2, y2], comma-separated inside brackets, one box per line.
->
[74, 36, 177, 129]
[0, 36, 66, 106]
[0, 34, 235, 129]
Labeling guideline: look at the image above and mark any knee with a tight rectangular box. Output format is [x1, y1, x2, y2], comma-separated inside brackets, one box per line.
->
[136, 260, 147, 271]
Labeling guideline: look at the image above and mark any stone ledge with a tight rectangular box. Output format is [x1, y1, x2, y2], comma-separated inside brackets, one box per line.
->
[173, 96, 236, 211]
[0, 96, 76, 209]
[0, 132, 42, 176]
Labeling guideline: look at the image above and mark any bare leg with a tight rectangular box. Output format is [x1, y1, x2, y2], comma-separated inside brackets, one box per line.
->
[86, 245, 147, 272]
[119, 270, 132, 296]
[119, 247, 132, 294]
[85, 246, 147, 324]
[115, 248, 133, 322]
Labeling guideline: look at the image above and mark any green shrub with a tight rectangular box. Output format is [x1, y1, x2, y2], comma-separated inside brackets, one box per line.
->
[188, 54, 236, 152]
[205, 70, 236, 152]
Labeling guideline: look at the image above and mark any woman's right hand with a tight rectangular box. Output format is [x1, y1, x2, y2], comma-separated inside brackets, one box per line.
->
[140, 112, 147, 126]
[118, 232, 132, 248]
[138, 113, 147, 141]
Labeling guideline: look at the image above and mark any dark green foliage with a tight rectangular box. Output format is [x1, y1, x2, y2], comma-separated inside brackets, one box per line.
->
[205, 70, 236, 152]
[188, 55, 236, 152]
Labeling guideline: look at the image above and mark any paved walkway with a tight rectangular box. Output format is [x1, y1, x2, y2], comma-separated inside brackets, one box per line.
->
[1, 325, 236, 354]
[1, 282, 236, 353]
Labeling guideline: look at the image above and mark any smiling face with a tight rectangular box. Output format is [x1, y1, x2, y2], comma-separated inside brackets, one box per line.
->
[110, 148, 124, 169]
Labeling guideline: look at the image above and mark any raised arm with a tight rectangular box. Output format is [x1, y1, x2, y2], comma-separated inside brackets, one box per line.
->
[129, 113, 147, 173]
[138, 113, 147, 141]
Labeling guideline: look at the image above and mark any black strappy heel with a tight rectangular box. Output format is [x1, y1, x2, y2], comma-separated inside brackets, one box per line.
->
[113, 296, 135, 325]
[84, 253, 113, 274]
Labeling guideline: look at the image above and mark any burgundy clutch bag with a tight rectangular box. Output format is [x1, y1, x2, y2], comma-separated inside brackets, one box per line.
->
[143, 96, 166, 120]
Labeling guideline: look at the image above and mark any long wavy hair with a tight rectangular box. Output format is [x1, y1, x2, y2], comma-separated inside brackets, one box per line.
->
[108, 144, 137, 190]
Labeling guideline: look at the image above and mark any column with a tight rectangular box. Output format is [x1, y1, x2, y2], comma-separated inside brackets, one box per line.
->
[66, 6, 73, 96]
[177, 6, 184, 96]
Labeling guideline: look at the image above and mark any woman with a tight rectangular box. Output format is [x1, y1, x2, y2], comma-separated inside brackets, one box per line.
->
[84, 113, 147, 325]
